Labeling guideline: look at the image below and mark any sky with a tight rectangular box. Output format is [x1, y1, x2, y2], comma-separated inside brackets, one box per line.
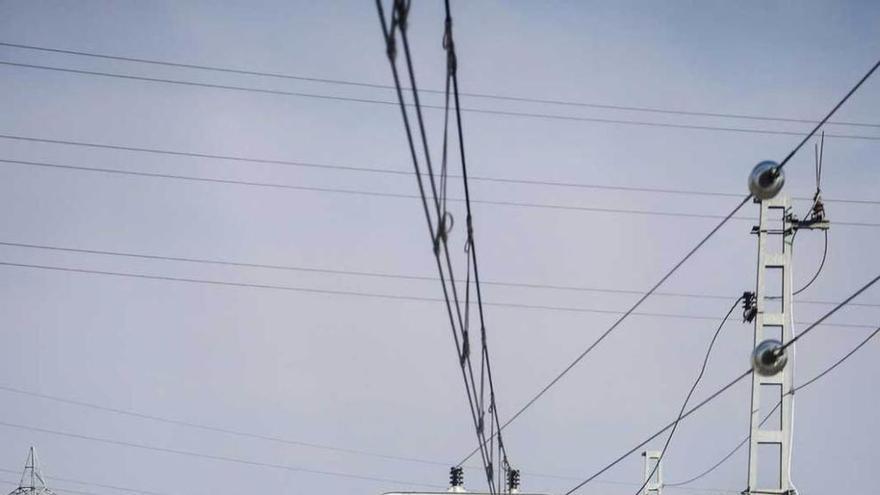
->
[0, 1, 878, 494]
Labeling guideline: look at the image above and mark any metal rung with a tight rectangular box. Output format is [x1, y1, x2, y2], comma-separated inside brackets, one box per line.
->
[764, 253, 786, 267]
[761, 313, 785, 326]
[757, 375, 785, 385]
[755, 430, 783, 443]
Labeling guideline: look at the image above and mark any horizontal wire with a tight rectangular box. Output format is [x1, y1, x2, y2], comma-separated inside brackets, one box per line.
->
[2, 157, 879, 228]
[1, 40, 877, 129]
[783, 273, 880, 350]
[0, 384, 448, 469]
[1, 133, 876, 206]
[2, 60, 880, 141]
[7, 319, 874, 495]
[0, 260, 874, 329]
[1, 240, 878, 309]
[0, 468, 167, 495]
[0, 420, 444, 489]
[0, 388, 734, 494]
[0, 478, 100, 495]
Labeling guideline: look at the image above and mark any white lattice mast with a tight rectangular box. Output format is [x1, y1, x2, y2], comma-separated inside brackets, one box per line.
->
[641, 450, 662, 495]
[744, 160, 829, 495]
[9, 447, 55, 495]
[746, 190, 795, 494]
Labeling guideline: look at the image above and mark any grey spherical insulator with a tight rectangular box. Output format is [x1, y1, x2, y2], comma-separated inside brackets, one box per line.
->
[752, 339, 788, 376]
[748, 160, 785, 200]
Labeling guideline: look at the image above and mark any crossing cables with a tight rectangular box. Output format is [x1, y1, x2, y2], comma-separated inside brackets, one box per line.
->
[459, 56, 880, 466]
[564, 270, 880, 494]
[375, 0, 511, 492]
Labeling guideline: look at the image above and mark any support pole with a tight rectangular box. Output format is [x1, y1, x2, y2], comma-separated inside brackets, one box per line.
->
[641, 450, 662, 495]
[746, 194, 794, 494]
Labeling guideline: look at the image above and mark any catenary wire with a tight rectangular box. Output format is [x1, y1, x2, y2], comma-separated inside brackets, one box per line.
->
[1, 133, 877, 207]
[461, 56, 880, 465]
[375, 0, 497, 490]
[2, 60, 880, 142]
[4, 239, 877, 309]
[1, 40, 877, 129]
[3, 157, 879, 228]
[0, 260, 874, 329]
[632, 297, 743, 495]
[565, 273, 880, 494]
[443, 0, 511, 476]
[667, 323, 880, 487]
[0, 420, 445, 489]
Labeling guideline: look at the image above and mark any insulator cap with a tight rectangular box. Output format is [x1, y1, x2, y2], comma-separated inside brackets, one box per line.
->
[748, 160, 785, 200]
[752, 339, 788, 376]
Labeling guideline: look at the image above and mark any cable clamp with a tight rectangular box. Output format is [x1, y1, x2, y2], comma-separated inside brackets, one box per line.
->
[392, 0, 411, 30]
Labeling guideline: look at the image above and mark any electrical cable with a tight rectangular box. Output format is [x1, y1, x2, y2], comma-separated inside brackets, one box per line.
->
[375, 0, 497, 490]
[666, 324, 880, 488]
[782, 273, 880, 351]
[444, 0, 512, 476]
[460, 55, 880, 466]
[0, 260, 874, 329]
[0, 420, 445, 489]
[791, 133, 829, 296]
[564, 370, 753, 495]
[2, 40, 878, 129]
[792, 230, 829, 296]
[1, 133, 877, 206]
[2, 60, 880, 141]
[0, 479, 96, 495]
[3, 157, 879, 228]
[0, 239, 878, 309]
[632, 296, 743, 495]
[0, 467, 169, 495]
[565, 273, 880, 494]
[0, 383, 448, 468]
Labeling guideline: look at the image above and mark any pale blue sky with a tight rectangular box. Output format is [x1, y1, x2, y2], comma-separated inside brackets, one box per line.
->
[0, 1, 878, 494]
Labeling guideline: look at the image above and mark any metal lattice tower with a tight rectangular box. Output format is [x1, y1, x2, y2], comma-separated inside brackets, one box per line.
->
[8, 447, 55, 495]
[641, 450, 662, 495]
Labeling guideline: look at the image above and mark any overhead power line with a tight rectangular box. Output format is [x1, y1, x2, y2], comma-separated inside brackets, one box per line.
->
[565, 272, 880, 494]
[0, 420, 444, 489]
[667, 323, 880, 487]
[461, 56, 880, 465]
[0, 386, 737, 494]
[1, 41, 878, 129]
[0, 479, 96, 495]
[2, 60, 880, 141]
[1, 133, 877, 206]
[0, 384, 447, 469]
[633, 297, 743, 495]
[0, 468, 168, 495]
[3, 157, 880, 228]
[2, 240, 877, 309]
[0, 260, 874, 329]
[783, 273, 880, 351]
